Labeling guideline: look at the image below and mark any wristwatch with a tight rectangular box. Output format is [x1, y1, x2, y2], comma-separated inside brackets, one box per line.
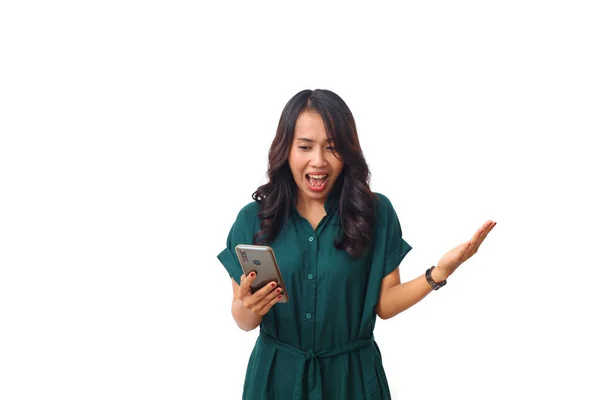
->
[425, 266, 447, 290]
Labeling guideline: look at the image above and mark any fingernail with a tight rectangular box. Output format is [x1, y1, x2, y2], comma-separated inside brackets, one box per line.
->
[250, 272, 255, 278]
[271, 282, 276, 288]
[278, 295, 282, 299]
[276, 288, 282, 293]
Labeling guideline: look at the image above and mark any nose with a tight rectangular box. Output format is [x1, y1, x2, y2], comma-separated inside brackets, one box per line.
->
[310, 148, 327, 167]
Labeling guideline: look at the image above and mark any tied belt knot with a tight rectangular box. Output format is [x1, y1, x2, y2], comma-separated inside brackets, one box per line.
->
[259, 330, 375, 400]
[304, 349, 317, 362]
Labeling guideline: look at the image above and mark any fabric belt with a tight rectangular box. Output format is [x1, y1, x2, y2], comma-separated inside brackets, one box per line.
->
[259, 330, 375, 400]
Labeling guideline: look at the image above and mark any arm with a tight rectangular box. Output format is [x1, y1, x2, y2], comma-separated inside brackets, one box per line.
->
[375, 266, 448, 320]
[376, 220, 497, 320]
[230, 273, 282, 331]
[231, 279, 263, 331]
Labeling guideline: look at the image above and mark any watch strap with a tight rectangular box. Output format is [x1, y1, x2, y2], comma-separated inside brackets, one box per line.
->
[426, 266, 447, 290]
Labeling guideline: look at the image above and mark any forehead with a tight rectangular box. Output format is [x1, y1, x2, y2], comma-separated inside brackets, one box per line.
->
[293, 111, 331, 141]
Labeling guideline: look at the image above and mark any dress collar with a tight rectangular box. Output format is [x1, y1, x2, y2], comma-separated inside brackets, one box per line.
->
[325, 193, 339, 214]
[291, 193, 339, 217]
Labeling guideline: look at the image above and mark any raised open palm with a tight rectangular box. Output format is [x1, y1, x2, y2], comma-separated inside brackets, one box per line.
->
[436, 220, 497, 279]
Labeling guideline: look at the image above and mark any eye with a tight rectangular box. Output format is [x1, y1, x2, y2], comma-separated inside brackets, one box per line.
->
[299, 146, 310, 150]
[327, 146, 337, 152]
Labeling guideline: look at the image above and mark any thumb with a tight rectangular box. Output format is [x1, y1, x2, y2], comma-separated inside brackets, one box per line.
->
[459, 241, 472, 261]
[463, 241, 472, 252]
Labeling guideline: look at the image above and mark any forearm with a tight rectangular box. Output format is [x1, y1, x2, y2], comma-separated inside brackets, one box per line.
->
[231, 298, 263, 331]
[377, 268, 447, 320]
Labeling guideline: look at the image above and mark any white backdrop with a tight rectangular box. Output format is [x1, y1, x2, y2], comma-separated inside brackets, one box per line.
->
[1, 1, 599, 399]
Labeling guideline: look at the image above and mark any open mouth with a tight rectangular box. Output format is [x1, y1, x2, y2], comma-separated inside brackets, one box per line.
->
[305, 173, 329, 191]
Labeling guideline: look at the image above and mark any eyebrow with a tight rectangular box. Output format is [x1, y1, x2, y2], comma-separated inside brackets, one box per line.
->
[296, 137, 335, 144]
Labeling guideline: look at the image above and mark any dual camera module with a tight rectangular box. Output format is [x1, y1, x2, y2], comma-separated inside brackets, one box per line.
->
[240, 249, 261, 265]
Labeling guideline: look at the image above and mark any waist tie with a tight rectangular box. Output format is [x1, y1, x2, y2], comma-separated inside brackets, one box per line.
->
[259, 330, 375, 400]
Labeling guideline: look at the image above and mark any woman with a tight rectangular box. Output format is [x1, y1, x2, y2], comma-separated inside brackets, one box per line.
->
[217, 89, 496, 399]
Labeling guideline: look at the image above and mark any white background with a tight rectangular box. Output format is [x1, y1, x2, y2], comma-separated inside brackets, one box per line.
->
[1, 1, 599, 399]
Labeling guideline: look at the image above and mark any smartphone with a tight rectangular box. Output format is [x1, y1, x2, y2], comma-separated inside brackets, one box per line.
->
[234, 244, 289, 303]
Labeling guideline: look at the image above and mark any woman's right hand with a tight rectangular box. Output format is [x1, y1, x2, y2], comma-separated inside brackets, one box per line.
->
[235, 272, 283, 316]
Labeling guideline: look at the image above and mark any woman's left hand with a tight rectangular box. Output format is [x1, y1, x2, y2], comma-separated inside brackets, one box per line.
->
[436, 220, 497, 280]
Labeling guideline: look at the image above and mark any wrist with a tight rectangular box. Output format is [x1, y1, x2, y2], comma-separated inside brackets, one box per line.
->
[233, 298, 257, 315]
[232, 299, 262, 331]
[431, 266, 449, 283]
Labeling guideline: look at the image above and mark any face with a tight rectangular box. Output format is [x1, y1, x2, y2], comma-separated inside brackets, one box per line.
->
[288, 111, 344, 204]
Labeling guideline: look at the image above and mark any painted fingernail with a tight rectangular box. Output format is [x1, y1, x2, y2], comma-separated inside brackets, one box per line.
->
[250, 272, 255, 278]
[271, 282, 276, 288]
[278, 295, 282, 299]
[276, 288, 282, 293]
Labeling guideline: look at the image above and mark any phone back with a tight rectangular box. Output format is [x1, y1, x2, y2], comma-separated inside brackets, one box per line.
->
[234, 244, 289, 303]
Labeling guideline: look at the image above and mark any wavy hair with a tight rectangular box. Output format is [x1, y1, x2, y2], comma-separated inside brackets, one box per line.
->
[252, 89, 376, 258]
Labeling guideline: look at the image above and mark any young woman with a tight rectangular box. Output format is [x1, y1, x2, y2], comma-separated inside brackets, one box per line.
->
[217, 89, 496, 399]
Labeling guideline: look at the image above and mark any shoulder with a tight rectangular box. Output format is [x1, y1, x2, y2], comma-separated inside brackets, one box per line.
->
[233, 200, 261, 223]
[238, 200, 260, 216]
[373, 192, 391, 205]
[371, 192, 404, 229]
[224, 200, 261, 240]
[372, 192, 395, 214]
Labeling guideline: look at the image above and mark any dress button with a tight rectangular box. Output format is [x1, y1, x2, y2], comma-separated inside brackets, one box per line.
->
[305, 313, 312, 319]
[309, 237, 314, 242]
[307, 274, 313, 280]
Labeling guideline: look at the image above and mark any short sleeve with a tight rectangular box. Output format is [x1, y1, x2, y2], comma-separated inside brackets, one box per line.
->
[374, 193, 412, 277]
[217, 202, 258, 285]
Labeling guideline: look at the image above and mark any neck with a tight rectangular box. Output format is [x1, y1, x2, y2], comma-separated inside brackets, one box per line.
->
[295, 194, 327, 215]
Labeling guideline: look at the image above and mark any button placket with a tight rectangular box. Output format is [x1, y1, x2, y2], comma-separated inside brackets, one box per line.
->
[304, 232, 317, 338]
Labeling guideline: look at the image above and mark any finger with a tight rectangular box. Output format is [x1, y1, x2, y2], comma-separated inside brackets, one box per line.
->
[465, 247, 479, 261]
[254, 286, 282, 310]
[460, 241, 471, 257]
[469, 223, 490, 247]
[257, 290, 284, 315]
[471, 227, 484, 243]
[456, 241, 473, 262]
[469, 223, 495, 255]
[253, 280, 278, 300]
[240, 271, 256, 293]
[245, 280, 277, 308]
[480, 220, 496, 238]
[477, 221, 496, 243]
[475, 220, 494, 233]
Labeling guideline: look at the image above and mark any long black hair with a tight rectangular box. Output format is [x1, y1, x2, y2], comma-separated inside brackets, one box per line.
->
[252, 89, 376, 258]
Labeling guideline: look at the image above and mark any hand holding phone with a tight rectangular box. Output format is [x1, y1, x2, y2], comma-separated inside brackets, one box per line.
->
[235, 244, 289, 303]
[235, 272, 284, 316]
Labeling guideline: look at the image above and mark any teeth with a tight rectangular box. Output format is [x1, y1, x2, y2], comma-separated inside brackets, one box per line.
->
[308, 174, 328, 179]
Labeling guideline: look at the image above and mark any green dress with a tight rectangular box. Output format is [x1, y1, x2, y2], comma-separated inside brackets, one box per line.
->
[217, 193, 412, 399]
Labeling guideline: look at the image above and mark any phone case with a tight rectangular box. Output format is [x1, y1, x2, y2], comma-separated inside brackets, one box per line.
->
[234, 244, 289, 303]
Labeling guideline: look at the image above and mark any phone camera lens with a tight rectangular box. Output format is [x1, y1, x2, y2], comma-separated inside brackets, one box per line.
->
[253, 259, 261, 265]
